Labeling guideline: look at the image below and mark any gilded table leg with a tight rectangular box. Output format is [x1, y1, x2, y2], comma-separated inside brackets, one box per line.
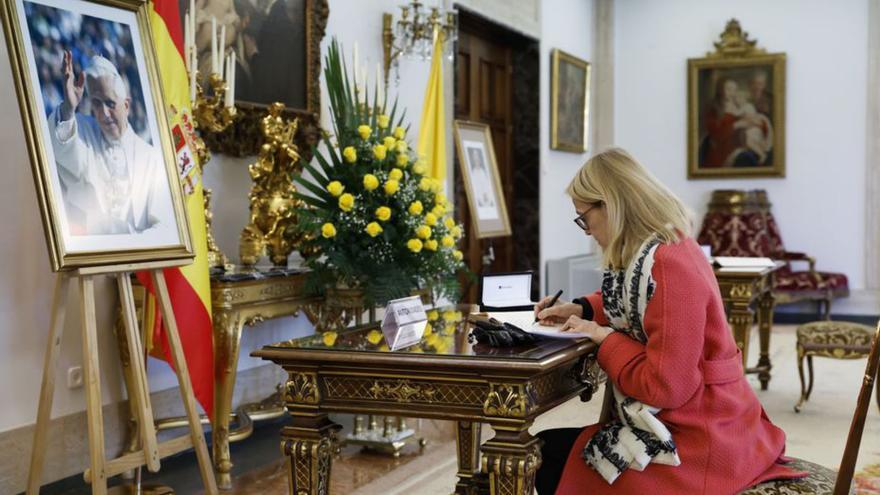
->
[212, 310, 244, 489]
[280, 414, 341, 495]
[756, 290, 776, 390]
[728, 300, 754, 370]
[455, 421, 483, 495]
[480, 423, 541, 495]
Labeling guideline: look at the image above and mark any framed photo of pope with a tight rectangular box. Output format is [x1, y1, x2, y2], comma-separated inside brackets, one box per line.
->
[453, 120, 511, 239]
[0, 0, 193, 271]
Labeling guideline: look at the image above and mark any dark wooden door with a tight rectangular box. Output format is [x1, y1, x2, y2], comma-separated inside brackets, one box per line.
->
[455, 24, 516, 302]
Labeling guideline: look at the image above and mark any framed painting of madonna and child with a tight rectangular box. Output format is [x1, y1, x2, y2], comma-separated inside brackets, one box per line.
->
[688, 19, 786, 179]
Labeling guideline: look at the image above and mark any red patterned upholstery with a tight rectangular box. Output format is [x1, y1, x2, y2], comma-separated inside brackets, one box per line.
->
[697, 190, 849, 318]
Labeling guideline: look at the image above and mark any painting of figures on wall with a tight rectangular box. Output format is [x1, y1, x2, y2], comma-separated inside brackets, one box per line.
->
[688, 19, 786, 178]
[180, 0, 307, 110]
[0, 0, 192, 270]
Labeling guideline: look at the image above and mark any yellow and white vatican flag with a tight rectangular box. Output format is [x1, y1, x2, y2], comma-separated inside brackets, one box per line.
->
[417, 30, 448, 184]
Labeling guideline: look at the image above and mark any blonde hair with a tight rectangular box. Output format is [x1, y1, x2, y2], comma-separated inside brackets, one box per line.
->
[566, 147, 693, 269]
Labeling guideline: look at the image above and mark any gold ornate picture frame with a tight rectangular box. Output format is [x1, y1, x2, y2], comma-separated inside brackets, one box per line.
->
[688, 19, 786, 179]
[186, 0, 329, 158]
[1, 0, 193, 271]
[453, 120, 511, 239]
[551, 48, 590, 153]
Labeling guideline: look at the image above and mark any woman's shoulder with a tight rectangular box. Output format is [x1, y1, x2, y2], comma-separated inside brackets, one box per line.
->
[653, 237, 714, 282]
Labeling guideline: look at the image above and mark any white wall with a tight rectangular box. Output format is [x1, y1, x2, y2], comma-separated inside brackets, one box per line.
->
[539, 0, 596, 292]
[615, 0, 869, 293]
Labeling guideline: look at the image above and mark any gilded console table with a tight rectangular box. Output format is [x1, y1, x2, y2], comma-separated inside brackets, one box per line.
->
[715, 262, 784, 390]
[253, 307, 600, 495]
[210, 266, 319, 489]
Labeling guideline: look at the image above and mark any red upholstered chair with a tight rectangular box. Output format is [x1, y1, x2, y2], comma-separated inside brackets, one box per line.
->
[697, 190, 849, 319]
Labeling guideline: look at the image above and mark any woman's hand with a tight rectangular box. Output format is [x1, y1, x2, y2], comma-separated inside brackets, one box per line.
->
[560, 316, 614, 344]
[534, 297, 582, 325]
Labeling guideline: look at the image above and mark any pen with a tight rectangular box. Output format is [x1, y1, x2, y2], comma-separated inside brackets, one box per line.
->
[535, 289, 564, 322]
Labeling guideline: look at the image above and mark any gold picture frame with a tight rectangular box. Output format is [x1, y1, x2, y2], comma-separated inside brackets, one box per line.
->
[453, 120, 511, 239]
[189, 0, 329, 158]
[1, 0, 193, 271]
[688, 19, 786, 179]
[551, 48, 590, 152]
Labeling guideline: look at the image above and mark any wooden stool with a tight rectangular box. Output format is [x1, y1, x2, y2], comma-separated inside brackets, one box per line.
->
[794, 321, 878, 413]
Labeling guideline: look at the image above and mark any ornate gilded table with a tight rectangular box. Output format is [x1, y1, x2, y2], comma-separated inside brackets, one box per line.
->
[253, 308, 600, 495]
[714, 262, 784, 390]
[209, 265, 319, 489]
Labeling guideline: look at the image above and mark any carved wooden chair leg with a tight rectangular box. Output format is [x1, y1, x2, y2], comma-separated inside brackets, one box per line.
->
[795, 346, 808, 413]
[805, 355, 815, 402]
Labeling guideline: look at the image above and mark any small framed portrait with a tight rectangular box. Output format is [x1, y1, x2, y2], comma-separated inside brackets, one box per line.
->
[1, 0, 193, 271]
[453, 120, 511, 239]
[181, 0, 328, 157]
[551, 48, 590, 153]
[688, 19, 786, 179]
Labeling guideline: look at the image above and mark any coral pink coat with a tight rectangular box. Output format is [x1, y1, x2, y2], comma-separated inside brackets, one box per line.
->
[555, 239, 803, 495]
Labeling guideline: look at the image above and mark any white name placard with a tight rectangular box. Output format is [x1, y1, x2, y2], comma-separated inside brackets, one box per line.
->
[381, 295, 428, 350]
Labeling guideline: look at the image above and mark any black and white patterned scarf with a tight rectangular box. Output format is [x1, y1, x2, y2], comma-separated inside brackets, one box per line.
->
[582, 235, 681, 484]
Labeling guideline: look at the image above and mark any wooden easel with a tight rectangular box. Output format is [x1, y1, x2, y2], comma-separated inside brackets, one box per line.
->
[25, 259, 218, 495]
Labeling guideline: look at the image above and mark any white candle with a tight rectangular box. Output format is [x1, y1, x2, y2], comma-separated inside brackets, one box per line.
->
[184, 12, 190, 60]
[189, 42, 196, 102]
[219, 23, 226, 73]
[229, 50, 236, 106]
[225, 54, 232, 107]
[210, 16, 217, 74]
[353, 42, 359, 88]
[190, 0, 195, 52]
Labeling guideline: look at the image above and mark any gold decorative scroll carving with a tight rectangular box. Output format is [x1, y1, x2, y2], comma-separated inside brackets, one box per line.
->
[240, 102, 305, 266]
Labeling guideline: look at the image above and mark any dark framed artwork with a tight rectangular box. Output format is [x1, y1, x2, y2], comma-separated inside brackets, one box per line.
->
[688, 19, 786, 179]
[550, 48, 590, 153]
[179, 0, 328, 157]
[0, 0, 193, 271]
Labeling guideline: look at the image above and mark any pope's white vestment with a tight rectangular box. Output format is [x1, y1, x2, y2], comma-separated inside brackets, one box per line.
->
[48, 108, 172, 235]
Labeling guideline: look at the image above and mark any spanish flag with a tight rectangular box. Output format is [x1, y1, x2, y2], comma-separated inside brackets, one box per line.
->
[134, 0, 214, 419]
[417, 30, 448, 182]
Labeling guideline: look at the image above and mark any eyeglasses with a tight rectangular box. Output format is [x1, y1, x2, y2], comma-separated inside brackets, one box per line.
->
[573, 203, 601, 230]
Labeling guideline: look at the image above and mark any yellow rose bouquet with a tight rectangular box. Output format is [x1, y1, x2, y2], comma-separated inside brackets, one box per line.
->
[294, 40, 465, 305]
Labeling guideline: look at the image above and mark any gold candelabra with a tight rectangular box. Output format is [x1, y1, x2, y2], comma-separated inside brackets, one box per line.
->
[239, 102, 303, 267]
[382, 1, 457, 87]
[190, 72, 237, 270]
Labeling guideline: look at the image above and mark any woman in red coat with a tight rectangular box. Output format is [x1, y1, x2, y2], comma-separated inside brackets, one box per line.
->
[533, 148, 804, 494]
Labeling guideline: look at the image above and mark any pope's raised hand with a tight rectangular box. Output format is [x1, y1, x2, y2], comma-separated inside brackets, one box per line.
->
[61, 50, 84, 121]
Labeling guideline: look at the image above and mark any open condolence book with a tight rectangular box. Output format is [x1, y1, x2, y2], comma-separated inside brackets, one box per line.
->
[486, 311, 584, 340]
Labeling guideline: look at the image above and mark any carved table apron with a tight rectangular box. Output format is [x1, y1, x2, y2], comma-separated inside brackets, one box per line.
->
[253, 323, 599, 495]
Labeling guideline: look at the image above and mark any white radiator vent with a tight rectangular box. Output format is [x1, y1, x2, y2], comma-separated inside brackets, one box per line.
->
[545, 253, 603, 301]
